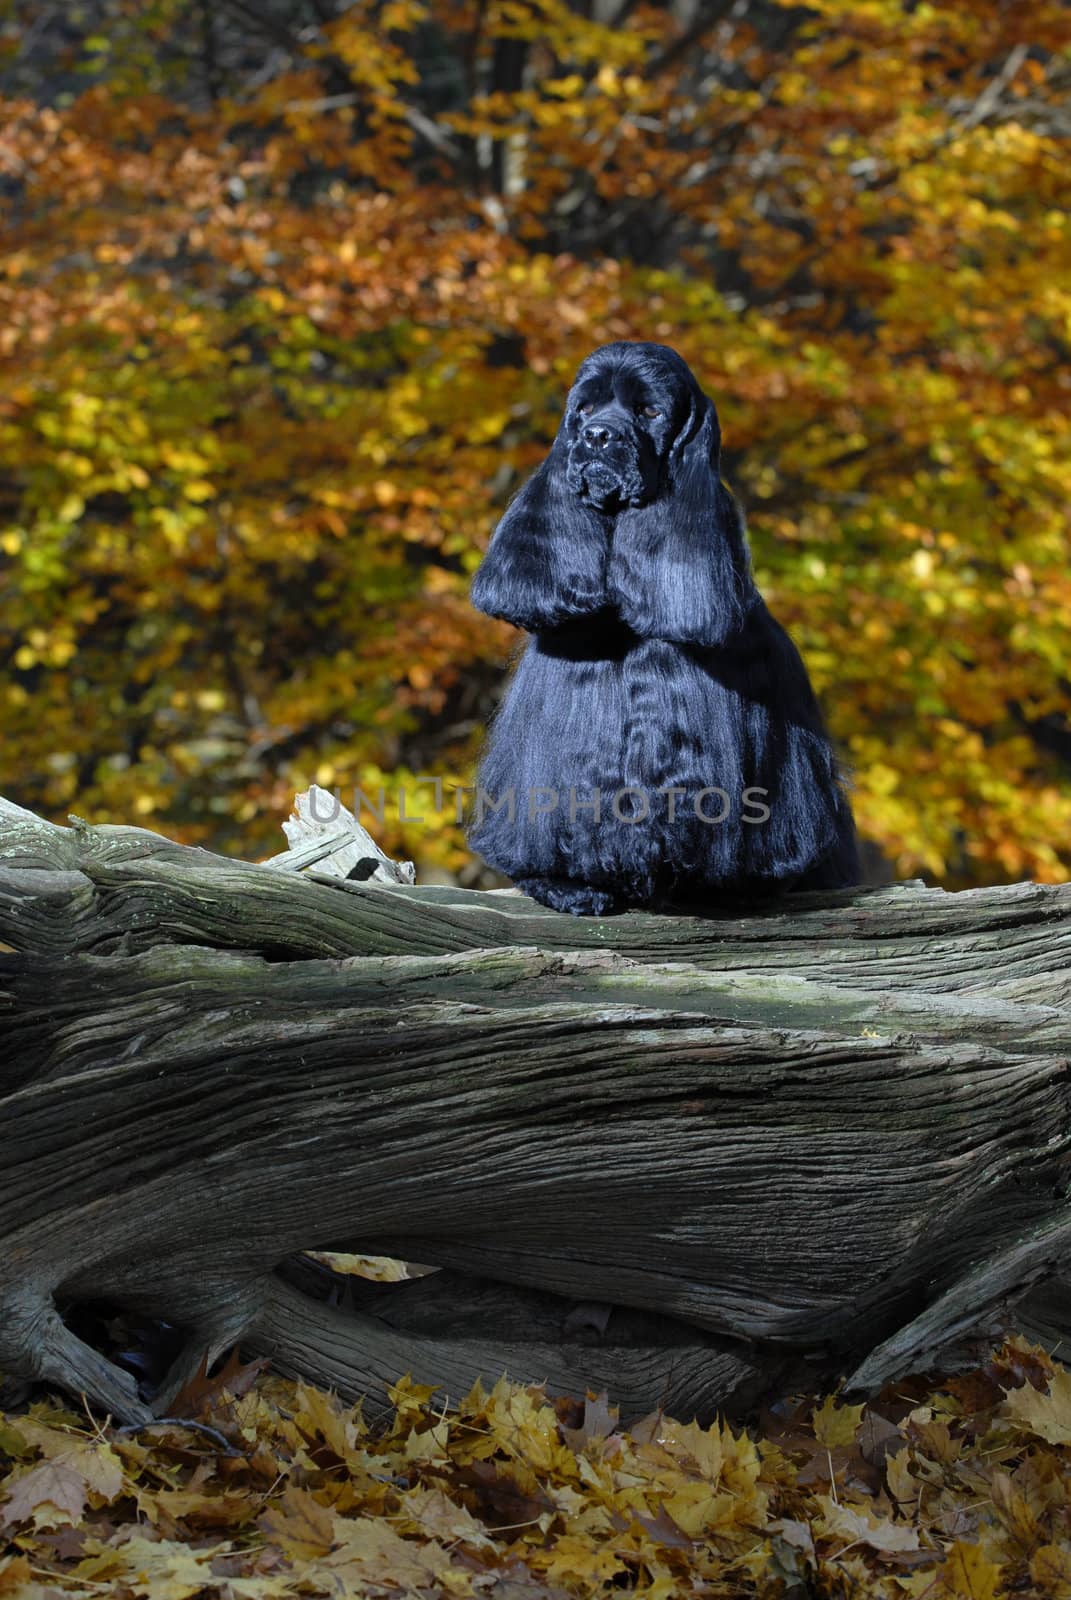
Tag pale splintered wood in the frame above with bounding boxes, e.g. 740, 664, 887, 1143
268, 783, 416, 884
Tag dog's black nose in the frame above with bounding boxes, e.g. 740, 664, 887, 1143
583, 423, 615, 449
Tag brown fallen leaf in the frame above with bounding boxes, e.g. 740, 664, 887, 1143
628, 1410, 665, 1447
456, 1461, 555, 1529
167, 1349, 269, 1420
325, 1515, 467, 1591
79, 1532, 294, 1599
765, 1396, 885, 1495
32, 1524, 88, 1565
772, 1516, 815, 1555
632, 1503, 696, 1550
816, 1495, 921, 1557
989, 1469, 1039, 1552
137, 1485, 258, 1533
886, 1445, 923, 1509
1030, 1542, 1071, 1600
258, 1484, 337, 1562
858, 1408, 902, 1469
9, 1419, 124, 1505
0, 1458, 87, 1529
462, 1556, 571, 1599
0, 1555, 32, 1595
404, 1485, 495, 1549
558, 1392, 619, 1452
987, 1336, 1056, 1396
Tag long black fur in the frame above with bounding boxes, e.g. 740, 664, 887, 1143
469, 341, 859, 916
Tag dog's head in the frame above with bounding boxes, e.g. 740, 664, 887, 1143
471, 339, 753, 643
563, 342, 720, 512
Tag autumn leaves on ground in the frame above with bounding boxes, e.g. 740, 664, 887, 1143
3, 1339, 1071, 1598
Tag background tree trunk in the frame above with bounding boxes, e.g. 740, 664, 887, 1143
1, 794, 1069, 1425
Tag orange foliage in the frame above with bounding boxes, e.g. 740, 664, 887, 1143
0, 0, 1069, 882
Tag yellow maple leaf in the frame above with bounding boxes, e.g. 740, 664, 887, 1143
137, 1486, 257, 1532
387, 1373, 442, 1419
1001, 1364, 1071, 1445
812, 1392, 866, 1448
404, 1417, 451, 1463
936, 1540, 1005, 1600
292, 1381, 359, 1459
258, 1485, 336, 1562
1030, 1543, 1071, 1599
543, 1531, 627, 1584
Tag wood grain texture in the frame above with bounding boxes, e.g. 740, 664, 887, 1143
1, 797, 1069, 1422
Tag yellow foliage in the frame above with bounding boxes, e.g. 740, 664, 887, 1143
3, 1337, 1071, 1594
0, 0, 1068, 882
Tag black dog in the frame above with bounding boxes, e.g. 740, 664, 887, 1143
468, 341, 859, 916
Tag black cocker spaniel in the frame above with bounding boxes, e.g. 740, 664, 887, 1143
468, 340, 860, 916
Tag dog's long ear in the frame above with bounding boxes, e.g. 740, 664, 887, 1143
608, 395, 758, 646
471, 434, 610, 633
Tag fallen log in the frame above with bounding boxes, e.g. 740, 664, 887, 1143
1, 793, 1069, 1425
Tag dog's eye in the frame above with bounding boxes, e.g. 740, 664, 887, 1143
578, 402, 595, 417
642, 405, 661, 419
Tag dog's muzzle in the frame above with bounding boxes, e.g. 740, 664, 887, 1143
567, 423, 649, 511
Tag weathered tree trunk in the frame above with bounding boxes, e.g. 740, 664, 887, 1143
1, 793, 1069, 1425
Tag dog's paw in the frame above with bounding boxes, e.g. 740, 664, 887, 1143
516, 877, 619, 917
